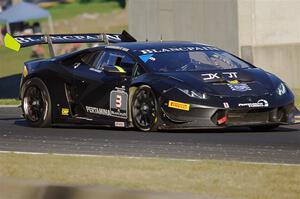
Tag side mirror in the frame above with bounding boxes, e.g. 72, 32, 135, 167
102, 65, 126, 74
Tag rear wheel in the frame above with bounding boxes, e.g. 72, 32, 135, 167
22, 78, 52, 127
131, 85, 160, 132
249, 124, 279, 132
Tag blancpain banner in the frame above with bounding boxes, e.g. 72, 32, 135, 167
13, 33, 122, 47
139, 46, 220, 54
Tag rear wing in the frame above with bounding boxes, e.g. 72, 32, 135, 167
2, 30, 136, 57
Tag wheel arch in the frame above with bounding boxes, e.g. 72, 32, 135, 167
21, 76, 53, 127
129, 83, 161, 131
20, 75, 50, 99
128, 83, 155, 124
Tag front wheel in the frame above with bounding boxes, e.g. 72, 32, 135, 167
131, 85, 160, 132
22, 78, 52, 127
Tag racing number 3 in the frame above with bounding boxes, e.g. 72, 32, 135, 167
110, 90, 128, 119
116, 95, 122, 108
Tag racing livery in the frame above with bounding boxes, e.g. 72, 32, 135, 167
4, 31, 298, 131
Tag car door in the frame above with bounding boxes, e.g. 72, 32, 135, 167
72, 49, 136, 122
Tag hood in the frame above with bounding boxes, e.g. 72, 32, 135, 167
155, 68, 275, 97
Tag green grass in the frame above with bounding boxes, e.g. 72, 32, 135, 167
0, 0, 125, 77
47, 0, 121, 21
0, 48, 31, 78
0, 153, 299, 199
0, 46, 51, 78
0, 99, 20, 105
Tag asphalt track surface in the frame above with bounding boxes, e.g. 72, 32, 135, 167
0, 107, 299, 164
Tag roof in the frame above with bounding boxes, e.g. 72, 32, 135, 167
113, 41, 206, 50
52, 41, 221, 61
0, 2, 50, 23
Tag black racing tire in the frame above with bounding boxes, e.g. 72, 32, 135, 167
249, 124, 280, 132
131, 85, 160, 132
21, 78, 52, 127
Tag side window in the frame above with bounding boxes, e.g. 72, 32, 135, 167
61, 53, 85, 68
132, 64, 146, 77
107, 53, 121, 66
119, 55, 136, 75
95, 50, 137, 75
61, 50, 103, 69
81, 51, 99, 66
93, 51, 110, 69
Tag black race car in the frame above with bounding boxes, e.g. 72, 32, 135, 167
4, 31, 298, 131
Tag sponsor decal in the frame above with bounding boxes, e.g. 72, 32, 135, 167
223, 72, 238, 78
86, 106, 110, 116
201, 73, 220, 80
115, 122, 125, 127
168, 100, 190, 111
115, 94, 122, 108
201, 72, 238, 80
139, 54, 154, 63
139, 46, 220, 54
227, 80, 239, 84
110, 87, 128, 119
86, 87, 128, 119
238, 99, 269, 108
228, 83, 251, 92
61, 108, 70, 116
223, 102, 230, 108
14, 34, 121, 45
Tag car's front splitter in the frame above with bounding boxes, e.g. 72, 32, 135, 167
159, 101, 297, 130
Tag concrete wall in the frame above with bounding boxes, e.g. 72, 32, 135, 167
238, 0, 300, 89
238, 0, 300, 47
128, 0, 300, 89
128, 0, 239, 54
129, 0, 300, 52
250, 44, 300, 89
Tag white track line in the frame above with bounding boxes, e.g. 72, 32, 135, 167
0, 150, 299, 167
0, 105, 20, 108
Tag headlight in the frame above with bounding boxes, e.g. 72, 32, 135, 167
276, 82, 287, 96
178, 88, 208, 99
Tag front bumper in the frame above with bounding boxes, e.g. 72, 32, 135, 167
159, 102, 297, 130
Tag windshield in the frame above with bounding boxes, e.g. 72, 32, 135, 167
138, 50, 252, 72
